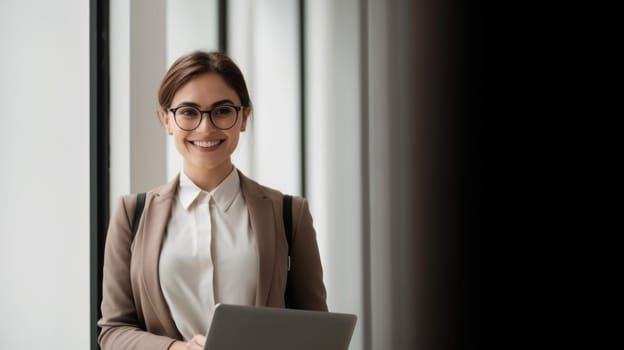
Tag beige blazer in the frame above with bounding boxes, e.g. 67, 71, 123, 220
98, 171, 327, 350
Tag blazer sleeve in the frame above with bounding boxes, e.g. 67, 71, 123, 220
97, 196, 177, 350
290, 197, 328, 311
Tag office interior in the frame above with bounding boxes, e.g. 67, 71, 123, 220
0, 0, 503, 349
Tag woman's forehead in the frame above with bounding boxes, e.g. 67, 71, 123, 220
172, 73, 240, 106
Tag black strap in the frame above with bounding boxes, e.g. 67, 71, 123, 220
283, 195, 294, 308
131, 192, 146, 241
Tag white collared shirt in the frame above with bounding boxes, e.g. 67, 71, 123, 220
159, 168, 258, 340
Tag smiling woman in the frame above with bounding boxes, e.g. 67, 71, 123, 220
97, 51, 328, 350
158, 53, 252, 194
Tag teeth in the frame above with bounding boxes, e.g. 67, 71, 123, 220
192, 140, 221, 148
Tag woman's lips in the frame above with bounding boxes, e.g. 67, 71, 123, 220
189, 139, 224, 151
191, 140, 222, 148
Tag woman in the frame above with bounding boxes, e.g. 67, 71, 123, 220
98, 51, 327, 350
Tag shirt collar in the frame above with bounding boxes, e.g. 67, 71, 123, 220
178, 168, 241, 212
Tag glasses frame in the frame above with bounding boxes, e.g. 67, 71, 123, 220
169, 104, 244, 131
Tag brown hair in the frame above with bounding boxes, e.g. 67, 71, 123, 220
158, 51, 252, 111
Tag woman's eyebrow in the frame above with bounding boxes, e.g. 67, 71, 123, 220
175, 101, 201, 108
174, 99, 236, 109
210, 99, 236, 107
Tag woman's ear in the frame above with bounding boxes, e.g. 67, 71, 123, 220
161, 109, 174, 135
240, 107, 252, 132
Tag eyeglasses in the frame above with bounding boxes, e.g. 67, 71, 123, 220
169, 104, 243, 131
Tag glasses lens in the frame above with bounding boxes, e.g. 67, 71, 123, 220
211, 105, 238, 129
174, 106, 201, 130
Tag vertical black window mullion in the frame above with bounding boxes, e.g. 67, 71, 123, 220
90, 0, 110, 349
299, 0, 307, 198
218, 0, 228, 53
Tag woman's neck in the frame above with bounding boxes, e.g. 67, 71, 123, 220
183, 161, 234, 192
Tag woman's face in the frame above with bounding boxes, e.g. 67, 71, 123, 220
162, 73, 250, 178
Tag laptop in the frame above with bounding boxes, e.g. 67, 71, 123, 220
204, 304, 357, 350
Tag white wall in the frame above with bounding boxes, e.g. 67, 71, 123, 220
228, 0, 301, 195
110, 0, 168, 204
0, 0, 90, 348
246, 0, 301, 195
305, 1, 364, 349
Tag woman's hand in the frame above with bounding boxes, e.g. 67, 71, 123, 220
168, 335, 206, 350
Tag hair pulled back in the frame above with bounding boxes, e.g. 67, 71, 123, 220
158, 51, 252, 111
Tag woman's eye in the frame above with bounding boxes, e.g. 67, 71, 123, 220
179, 108, 199, 117
213, 106, 233, 117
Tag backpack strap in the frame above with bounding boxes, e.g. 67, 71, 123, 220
283, 194, 294, 308
131, 192, 146, 241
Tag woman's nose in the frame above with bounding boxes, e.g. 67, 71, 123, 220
197, 113, 218, 131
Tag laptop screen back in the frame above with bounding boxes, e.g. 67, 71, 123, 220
204, 304, 357, 350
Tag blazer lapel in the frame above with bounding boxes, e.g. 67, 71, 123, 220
239, 171, 277, 306
139, 175, 182, 339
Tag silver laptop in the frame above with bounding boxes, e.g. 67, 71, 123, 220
204, 304, 357, 350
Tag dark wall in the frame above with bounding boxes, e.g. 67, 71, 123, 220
398, 0, 505, 349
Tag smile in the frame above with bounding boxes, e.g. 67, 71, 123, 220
191, 140, 224, 148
